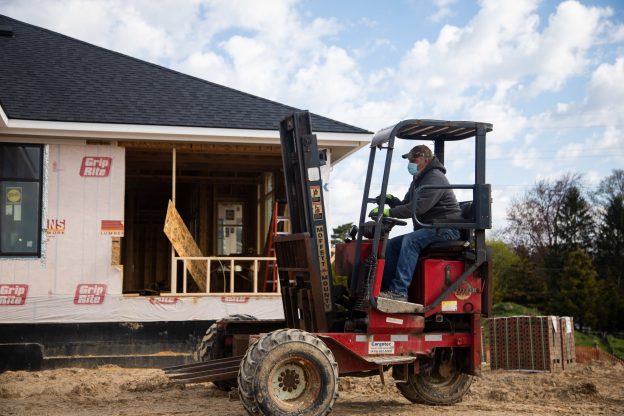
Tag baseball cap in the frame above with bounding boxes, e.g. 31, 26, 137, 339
402, 145, 433, 160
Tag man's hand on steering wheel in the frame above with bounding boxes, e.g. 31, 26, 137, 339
369, 207, 391, 218
374, 193, 401, 208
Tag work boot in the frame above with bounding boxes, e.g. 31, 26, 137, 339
378, 290, 408, 302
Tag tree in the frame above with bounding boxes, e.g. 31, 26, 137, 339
593, 170, 624, 331
595, 194, 624, 288
488, 240, 520, 303
550, 248, 599, 329
592, 169, 624, 207
596, 278, 624, 332
331, 222, 354, 246
505, 173, 580, 260
504, 247, 547, 308
554, 186, 594, 252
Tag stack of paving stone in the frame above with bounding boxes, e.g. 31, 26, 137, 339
489, 316, 572, 372
560, 316, 576, 369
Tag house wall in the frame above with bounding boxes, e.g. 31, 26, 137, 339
0, 142, 284, 323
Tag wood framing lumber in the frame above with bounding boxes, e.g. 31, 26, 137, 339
163, 200, 207, 292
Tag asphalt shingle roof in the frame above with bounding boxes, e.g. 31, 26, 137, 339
0, 15, 369, 134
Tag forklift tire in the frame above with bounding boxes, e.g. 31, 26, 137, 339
393, 350, 472, 405
238, 329, 339, 416
196, 314, 256, 391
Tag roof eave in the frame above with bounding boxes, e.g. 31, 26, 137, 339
0, 114, 371, 164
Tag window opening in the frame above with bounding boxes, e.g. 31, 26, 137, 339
0, 143, 44, 257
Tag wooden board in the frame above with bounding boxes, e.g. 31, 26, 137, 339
111, 237, 121, 266
163, 200, 207, 292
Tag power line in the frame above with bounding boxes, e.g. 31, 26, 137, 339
487, 153, 624, 161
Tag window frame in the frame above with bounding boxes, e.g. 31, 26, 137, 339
0, 142, 45, 257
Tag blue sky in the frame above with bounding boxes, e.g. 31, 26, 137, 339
2, 0, 623, 235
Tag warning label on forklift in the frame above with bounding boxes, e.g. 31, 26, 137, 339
310, 186, 321, 201
441, 300, 458, 312
312, 201, 324, 220
369, 341, 394, 354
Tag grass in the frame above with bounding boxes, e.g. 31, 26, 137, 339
491, 302, 541, 317
607, 335, 624, 359
574, 331, 610, 351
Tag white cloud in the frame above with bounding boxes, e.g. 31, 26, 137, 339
586, 58, 624, 116
429, 0, 458, 22
173, 51, 231, 85
396, 0, 616, 111
555, 125, 624, 165
3, 0, 201, 61
527, 0, 612, 94
3, 0, 622, 232
491, 188, 512, 231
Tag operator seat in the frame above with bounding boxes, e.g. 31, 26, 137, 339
420, 201, 473, 257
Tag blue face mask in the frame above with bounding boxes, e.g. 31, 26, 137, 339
408, 162, 419, 176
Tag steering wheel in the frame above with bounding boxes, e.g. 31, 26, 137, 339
381, 217, 407, 227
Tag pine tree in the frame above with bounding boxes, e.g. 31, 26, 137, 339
593, 170, 624, 331
595, 195, 624, 288
594, 195, 624, 331
551, 248, 599, 329
554, 186, 594, 252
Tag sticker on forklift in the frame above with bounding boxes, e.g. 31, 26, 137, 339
312, 201, 324, 219
310, 186, 321, 201
390, 335, 408, 342
385, 317, 403, 325
6, 187, 22, 204
425, 334, 443, 342
453, 281, 477, 300
314, 225, 332, 312
307, 167, 320, 181
368, 341, 394, 354
441, 300, 457, 312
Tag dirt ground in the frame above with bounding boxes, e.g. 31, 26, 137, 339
1, 361, 623, 416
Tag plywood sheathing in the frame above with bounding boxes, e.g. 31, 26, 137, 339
111, 237, 121, 266
163, 200, 207, 292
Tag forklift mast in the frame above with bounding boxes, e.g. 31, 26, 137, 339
275, 111, 334, 332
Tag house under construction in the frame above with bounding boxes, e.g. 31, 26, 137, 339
0, 14, 371, 370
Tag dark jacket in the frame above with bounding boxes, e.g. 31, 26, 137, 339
389, 157, 461, 229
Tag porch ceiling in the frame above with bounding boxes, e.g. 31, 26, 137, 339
125, 144, 283, 185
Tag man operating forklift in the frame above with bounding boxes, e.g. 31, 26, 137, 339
372, 144, 462, 302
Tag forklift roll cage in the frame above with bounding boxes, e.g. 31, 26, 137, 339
352, 119, 493, 308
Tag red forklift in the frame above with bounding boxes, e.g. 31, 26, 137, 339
165, 112, 493, 416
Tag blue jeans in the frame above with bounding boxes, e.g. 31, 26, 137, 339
382, 228, 461, 296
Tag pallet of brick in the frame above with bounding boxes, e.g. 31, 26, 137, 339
489, 316, 562, 372
560, 316, 576, 369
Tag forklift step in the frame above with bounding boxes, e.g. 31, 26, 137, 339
376, 297, 424, 314
362, 355, 416, 365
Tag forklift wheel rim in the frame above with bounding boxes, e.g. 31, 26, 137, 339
268, 357, 321, 407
